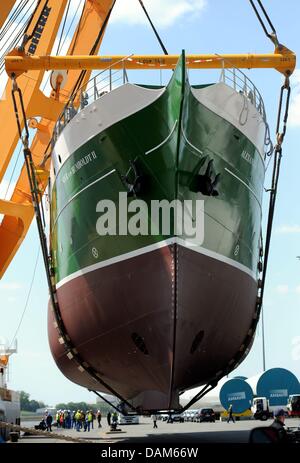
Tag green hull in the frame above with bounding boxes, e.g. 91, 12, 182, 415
50, 54, 264, 284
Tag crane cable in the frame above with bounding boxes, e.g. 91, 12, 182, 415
69, 0, 117, 101
9, 247, 41, 349
0, 0, 37, 74
1, 0, 82, 201
248, 1, 292, 328
249, 0, 279, 47
20, 0, 49, 50
0, 1, 35, 54
9, 77, 139, 412
0, 0, 29, 41
55, 0, 72, 55
137, 0, 169, 55
202, 0, 294, 380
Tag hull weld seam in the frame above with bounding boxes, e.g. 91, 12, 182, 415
145, 120, 178, 155
224, 167, 261, 206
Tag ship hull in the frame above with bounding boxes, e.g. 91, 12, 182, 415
49, 242, 257, 410
48, 54, 265, 410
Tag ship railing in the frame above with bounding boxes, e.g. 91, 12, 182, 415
218, 57, 266, 122
52, 55, 132, 145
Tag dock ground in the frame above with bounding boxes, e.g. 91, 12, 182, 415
17, 417, 300, 444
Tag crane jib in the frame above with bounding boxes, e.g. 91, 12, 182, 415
28, 5, 52, 56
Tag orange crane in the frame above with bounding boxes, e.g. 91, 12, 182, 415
0, 0, 116, 278
0, 1, 18, 29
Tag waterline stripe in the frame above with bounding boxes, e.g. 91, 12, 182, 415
145, 120, 178, 155
224, 167, 261, 207
56, 239, 175, 289
56, 238, 257, 289
53, 169, 116, 228
176, 237, 256, 279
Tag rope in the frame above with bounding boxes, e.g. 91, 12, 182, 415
9, 248, 40, 349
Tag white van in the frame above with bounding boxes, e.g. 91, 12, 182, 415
118, 413, 139, 424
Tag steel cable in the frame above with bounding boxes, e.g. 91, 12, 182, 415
0, 0, 29, 41
9, 247, 40, 348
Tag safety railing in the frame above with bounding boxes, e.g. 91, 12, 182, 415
219, 59, 266, 122
51, 53, 267, 147
52, 55, 132, 145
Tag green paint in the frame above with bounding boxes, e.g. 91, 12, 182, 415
50, 53, 265, 284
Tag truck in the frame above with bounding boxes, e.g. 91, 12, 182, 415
251, 397, 272, 420
287, 394, 300, 417
251, 397, 288, 421
0, 389, 21, 441
0, 341, 21, 441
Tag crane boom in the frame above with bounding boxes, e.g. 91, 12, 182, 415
0, 0, 116, 278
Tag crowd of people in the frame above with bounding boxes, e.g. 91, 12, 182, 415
38, 409, 126, 433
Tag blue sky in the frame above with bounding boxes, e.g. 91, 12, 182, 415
0, 0, 299, 406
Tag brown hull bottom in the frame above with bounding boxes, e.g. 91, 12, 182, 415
48, 244, 257, 411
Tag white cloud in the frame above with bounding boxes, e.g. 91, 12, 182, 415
111, 0, 206, 28
18, 350, 46, 360
296, 286, 300, 294
276, 224, 300, 234
0, 282, 22, 291
289, 69, 300, 127
275, 284, 289, 294
291, 336, 300, 361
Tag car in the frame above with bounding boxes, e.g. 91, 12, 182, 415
197, 408, 215, 423
167, 413, 184, 423
185, 409, 198, 421
118, 413, 139, 424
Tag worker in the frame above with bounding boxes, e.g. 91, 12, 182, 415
96, 410, 102, 428
227, 404, 235, 423
107, 411, 111, 427
46, 412, 53, 432
151, 414, 158, 429
270, 409, 288, 442
111, 411, 118, 430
